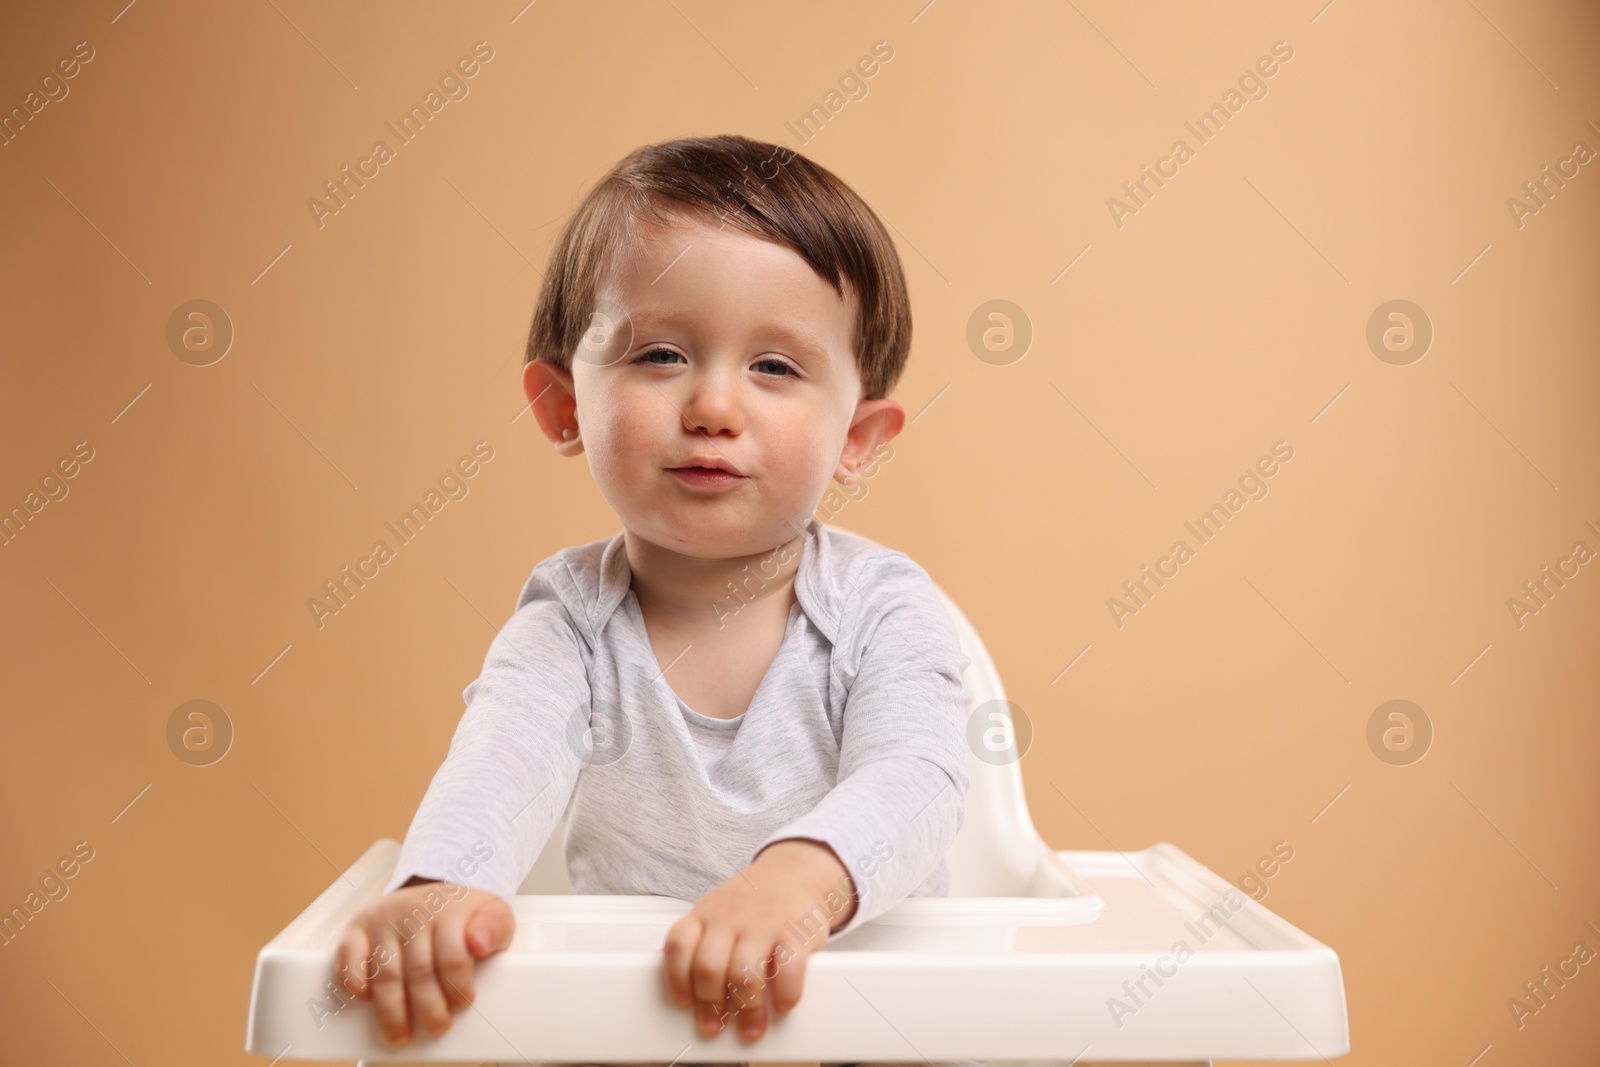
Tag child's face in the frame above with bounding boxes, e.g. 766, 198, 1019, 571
528, 209, 903, 558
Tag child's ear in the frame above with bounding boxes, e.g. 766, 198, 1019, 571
834, 398, 904, 485
523, 360, 583, 456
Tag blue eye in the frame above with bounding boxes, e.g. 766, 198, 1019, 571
755, 358, 795, 377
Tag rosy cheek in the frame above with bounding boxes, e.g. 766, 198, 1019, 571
592, 413, 659, 483
612, 421, 657, 464
606, 389, 662, 441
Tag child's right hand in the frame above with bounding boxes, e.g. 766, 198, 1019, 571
333, 877, 515, 1048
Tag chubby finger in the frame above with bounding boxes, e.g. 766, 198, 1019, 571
661, 914, 704, 1010
335, 922, 373, 1000
368, 923, 412, 1047
427, 906, 479, 1012
399, 918, 455, 1038
465, 895, 515, 959
727, 934, 775, 1038
689, 921, 736, 1009
768, 936, 811, 1016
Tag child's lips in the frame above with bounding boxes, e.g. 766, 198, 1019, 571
669, 466, 746, 489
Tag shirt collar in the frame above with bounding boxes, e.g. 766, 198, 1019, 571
582, 517, 836, 643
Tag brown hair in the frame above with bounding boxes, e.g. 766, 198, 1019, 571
525, 134, 912, 401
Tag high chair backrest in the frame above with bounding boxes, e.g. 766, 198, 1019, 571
518, 523, 1051, 899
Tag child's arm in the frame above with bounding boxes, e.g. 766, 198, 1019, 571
662, 550, 972, 1042
758, 549, 973, 935
382, 559, 591, 899
336, 560, 591, 1048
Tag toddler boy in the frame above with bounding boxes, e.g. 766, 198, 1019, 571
337, 134, 980, 1067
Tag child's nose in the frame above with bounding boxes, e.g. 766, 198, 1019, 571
680, 374, 745, 436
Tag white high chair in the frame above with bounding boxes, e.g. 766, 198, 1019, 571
247, 527, 1350, 1066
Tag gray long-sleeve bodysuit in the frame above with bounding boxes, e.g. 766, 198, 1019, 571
383, 518, 984, 1067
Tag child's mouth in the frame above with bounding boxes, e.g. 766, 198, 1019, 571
669, 466, 746, 489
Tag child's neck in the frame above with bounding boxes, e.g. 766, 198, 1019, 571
625, 523, 806, 628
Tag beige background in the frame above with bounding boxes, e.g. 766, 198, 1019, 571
1, 1, 1596, 1064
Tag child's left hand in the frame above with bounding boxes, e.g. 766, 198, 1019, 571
661, 839, 857, 1042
